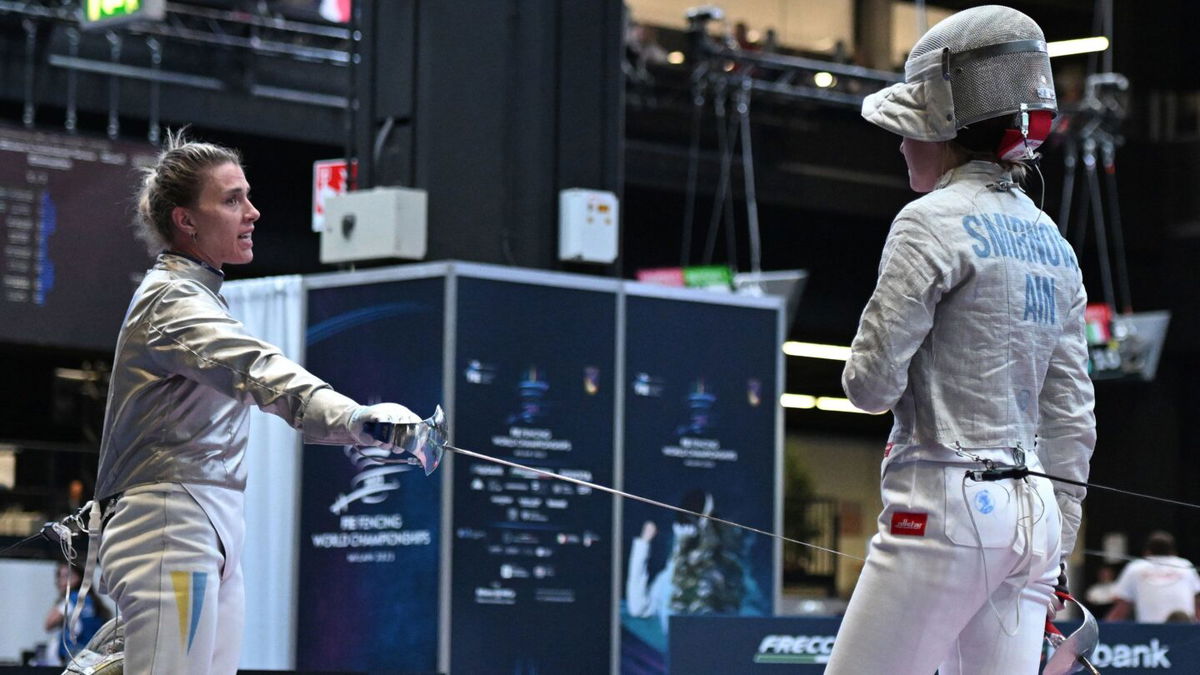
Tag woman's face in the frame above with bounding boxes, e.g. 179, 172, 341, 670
179, 162, 259, 269
899, 137, 946, 193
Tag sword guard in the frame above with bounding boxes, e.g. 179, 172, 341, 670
1043, 593, 1101, 675
360, 406, 447, 476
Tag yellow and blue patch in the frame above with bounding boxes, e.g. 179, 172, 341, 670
170, 571, 208, 652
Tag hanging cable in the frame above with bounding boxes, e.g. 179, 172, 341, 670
681, 66, 708, 267
702, 79, 735, 265
1057, 137, 1077, 237
722, 104, 740, 273
1070, 137, 1094, 253
737, 75, 763, 276
1100, 139, 1133, 313
1085, 0, 1105, 78
1085, 138, 1118, 311
1101, 0, 1114, 74
22, 19, 36, 128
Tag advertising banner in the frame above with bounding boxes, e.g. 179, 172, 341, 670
621, 292, 779, 675
296, 278, 445, 671
671, 616, 838, 672
670, 616, 1200, 673
449, 276, 618, 674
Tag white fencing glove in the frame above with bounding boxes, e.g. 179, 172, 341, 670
350, 402, 421, 450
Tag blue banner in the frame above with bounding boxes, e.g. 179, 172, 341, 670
449, 277, 618, 674
670, 616, 1200, 673
1053, 621, 1200, 672
296, 278, 445, 671
621, 294, 778, 675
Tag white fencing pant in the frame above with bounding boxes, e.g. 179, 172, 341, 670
826, 452, 1061, 675
99, 484, 244, 675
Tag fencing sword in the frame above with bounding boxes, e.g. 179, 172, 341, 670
368, 407, 1200, 672
360, 406, 863, 562
370, 408, 1200, 538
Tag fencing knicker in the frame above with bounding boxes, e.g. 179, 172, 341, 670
826, 449, 1061, 674
99, 484, 244, 675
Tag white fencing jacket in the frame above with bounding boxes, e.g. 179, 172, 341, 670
843, 160, 1097, 556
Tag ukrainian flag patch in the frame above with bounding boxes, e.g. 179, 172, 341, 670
170, 570, 208, 652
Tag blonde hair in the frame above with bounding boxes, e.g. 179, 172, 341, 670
947, 116, 1033, 181
134, 128, 242, 255
947, 143, 1032, 182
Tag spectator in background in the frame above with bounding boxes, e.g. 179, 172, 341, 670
1084, 564, 1119, 617
43, 561, 111, 664
762, 28, 779, 53
1165, 610, 1195, 624
1106, 531, 1200, 623
733, 21, 758, 51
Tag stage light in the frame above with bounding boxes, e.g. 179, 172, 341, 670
780, 394, 816, 409
781, 393, 876, 414
782, 341, 850, 361
814, 397, 872, 414
1047, 37, 1109, 58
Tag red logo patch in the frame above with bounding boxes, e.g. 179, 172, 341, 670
890, 511, 927, 536
883, 443, 894, 458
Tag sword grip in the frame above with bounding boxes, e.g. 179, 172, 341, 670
361, 420, 395, 445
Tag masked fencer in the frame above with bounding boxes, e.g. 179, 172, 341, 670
625, 491, 747, 635
93, 130, 419, 674
825, 6, 1096, 673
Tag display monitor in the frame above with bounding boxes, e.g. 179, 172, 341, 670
0, 125, 159, 351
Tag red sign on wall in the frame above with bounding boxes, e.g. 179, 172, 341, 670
312, 158, 356, 232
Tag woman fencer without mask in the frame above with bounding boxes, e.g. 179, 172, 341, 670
172, 163, 259, 269
135, 130, 259, 269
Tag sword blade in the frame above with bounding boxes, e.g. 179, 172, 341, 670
445, 444, 863, 562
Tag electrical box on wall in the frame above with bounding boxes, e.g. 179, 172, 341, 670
558, 188, 619, 264
320, 187, 428, 264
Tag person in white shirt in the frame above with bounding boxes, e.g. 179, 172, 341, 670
1083, 564, 1118, 617
1106, 531, 1200, 623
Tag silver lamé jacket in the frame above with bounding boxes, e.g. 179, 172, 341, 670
96, 253, 361, 500
842, 160, 1097, 555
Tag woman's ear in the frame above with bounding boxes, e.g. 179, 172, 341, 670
171, 206, 194, 236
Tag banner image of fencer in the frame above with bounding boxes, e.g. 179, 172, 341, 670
296, 278, 445, 671
621, 294, 778, 675
450, 277, 617, 674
